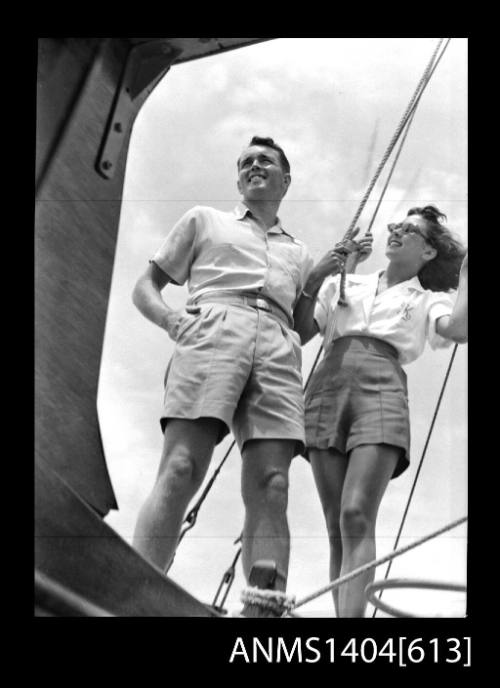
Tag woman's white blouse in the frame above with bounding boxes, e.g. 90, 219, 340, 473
314, 270, 455, 365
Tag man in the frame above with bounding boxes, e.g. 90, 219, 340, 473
131, 136, 347, 605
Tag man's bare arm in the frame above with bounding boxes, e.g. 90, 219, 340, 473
132, 262, 183, 341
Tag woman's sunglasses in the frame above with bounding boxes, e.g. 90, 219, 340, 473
387, 222, 432, 244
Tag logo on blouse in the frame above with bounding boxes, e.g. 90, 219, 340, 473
400, 303, 414, 321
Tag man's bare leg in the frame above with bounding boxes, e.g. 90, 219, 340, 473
133, 417, 222, 571
240, 439, 295, 591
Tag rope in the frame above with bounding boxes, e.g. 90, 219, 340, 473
338, 37, 449, 305
307, 77, 424, 375
343, 37, 447, 239
365, 38, 451, 236
301, 49, 436, 395
365, 109, 417, 236
372, 343, 459, 616
291, 515, 467, 610
241, 587, 296, 616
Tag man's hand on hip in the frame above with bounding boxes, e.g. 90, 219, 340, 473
161, 309, 184, 341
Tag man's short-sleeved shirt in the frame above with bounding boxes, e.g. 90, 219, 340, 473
314, 270, 455, 365
152, 203, 314, 320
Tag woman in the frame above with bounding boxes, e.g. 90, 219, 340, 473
294, 205, 467, 617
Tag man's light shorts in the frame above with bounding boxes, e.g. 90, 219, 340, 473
161, 302, 305, 452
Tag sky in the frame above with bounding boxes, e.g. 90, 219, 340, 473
97, 37, 467, 617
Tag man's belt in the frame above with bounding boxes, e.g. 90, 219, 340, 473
194, 291, 292, 327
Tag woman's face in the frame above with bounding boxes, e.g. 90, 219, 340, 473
385, 214, 436, 267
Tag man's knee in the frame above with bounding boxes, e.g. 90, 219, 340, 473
262, 469, 289, 497
157, 418, 221, 493
244, 469, 289, 511
153, 456, 199, 503
166, 455, 197, 485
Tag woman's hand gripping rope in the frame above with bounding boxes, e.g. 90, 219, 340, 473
337, 227, 374, 305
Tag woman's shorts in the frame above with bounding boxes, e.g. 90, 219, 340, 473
304, 336, 410, 479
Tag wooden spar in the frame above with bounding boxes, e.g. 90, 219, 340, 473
35, 457, 221, 617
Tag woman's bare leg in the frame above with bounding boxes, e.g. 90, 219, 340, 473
310, 448, 348, 615
337, 443, 400, 617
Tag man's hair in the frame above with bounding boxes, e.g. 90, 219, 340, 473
408, 205, 466, 292
238, 136, 291, 174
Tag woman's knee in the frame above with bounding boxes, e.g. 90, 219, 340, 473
340, 504, 374, 539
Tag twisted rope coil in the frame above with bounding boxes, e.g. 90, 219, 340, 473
241, 586, 296, 616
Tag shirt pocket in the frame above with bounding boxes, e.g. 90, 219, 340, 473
270, 243, 302, 284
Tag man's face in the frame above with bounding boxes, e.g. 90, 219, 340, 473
237, 145, 291, 201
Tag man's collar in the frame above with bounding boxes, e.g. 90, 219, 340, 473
234, 202, 286, 235
234, 202, 251, 221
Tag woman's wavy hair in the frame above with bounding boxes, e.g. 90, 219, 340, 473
408, 205, 466, 292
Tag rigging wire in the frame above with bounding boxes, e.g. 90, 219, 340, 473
212, 537, 243, 612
